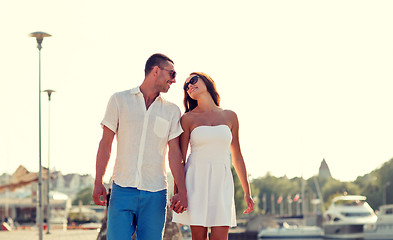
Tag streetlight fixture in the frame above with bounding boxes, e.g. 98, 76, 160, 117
43, 89, 55, 234
29, 31, 51, 240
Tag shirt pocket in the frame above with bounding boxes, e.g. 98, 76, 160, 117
154, 116, 170, 138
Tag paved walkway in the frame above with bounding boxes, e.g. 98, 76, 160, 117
0, 229, 99, 240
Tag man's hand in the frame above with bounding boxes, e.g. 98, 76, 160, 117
170, 193, 188, 214
92, 182, 107, 206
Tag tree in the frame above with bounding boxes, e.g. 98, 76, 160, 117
251, 173, 302, 215
73, 186, 94, 205
232, 166, 247, 215
355, 158, 393, 209
321, 178, 360, 210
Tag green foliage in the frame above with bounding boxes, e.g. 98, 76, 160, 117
354, 157, 393, 210
320, 179, 360, 210
354, 173, 380, 209
72, 186, 94, 205
321, 178, 360, 207
251, 173, 303, 214
248, 157, 393, 214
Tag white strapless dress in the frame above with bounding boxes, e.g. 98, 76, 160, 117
172, 125, 236, 227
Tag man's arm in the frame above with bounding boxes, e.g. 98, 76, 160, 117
168, 136, 188, 212
92, 126, 115, 206
173, 116, 190, 195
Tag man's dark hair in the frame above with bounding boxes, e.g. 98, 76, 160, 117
144, 53, 174, 76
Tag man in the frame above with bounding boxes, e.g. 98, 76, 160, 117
93, 53, 187, 240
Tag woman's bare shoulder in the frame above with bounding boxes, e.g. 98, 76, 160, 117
180, 112, 195, 129
181, 111, 194, 122
222, 109, 238, 120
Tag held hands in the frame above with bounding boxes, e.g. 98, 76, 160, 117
170, 193, 188, 214
243, 194, 254, 214
92, 182, 107, 206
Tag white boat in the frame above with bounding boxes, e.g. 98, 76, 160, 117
258, 221, 324, 239
323, 195, 377, 239
364, 204, 393, 239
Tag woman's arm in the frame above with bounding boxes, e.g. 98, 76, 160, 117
228, 110, 254, 214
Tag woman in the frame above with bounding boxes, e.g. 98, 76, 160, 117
171, 72, 254, 240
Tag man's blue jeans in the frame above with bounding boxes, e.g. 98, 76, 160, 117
107, 182, 167, 240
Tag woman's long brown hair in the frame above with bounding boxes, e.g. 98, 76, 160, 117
183, 72, 220, 113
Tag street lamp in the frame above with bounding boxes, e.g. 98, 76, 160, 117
43, 89, 55, 234
383, 181, 391, 205
29, 31, 51, 240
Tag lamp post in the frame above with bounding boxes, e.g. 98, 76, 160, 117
29, 31, 51, 240
43, 89, 55, 234
383, 181, 391, 205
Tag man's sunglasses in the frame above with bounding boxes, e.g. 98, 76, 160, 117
184, 75, 199, 91
160, 67, 176, 79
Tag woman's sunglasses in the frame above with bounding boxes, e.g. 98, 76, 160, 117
160, 67, 177, 79
184, 75, 199, 91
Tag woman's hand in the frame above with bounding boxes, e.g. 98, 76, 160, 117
170, 193, 187, 214
243, 194, 254, 214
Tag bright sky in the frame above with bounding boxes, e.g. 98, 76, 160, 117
1, 1, 392, 183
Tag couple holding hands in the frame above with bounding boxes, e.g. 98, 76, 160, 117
93, 53, 254, 240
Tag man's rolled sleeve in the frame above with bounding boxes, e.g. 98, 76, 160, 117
101, 94, 119, 133
168, 106, 183, 140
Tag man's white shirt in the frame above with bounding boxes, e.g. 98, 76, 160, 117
101, 87, 183, 192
